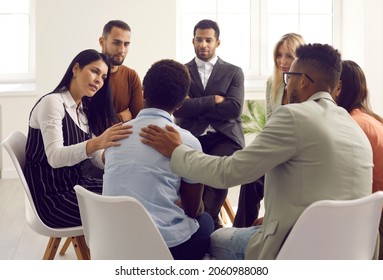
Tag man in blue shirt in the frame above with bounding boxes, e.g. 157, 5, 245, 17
103, 59, 214, 260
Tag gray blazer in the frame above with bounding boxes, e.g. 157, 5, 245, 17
174, 57, 245, 148
170, 92, 373, 259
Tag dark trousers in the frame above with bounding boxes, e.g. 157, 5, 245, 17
198, 132, 243, 230
233, 176, 265, 227
169, 212, 214, 260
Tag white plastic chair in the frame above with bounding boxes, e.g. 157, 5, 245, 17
276, 191, 383, 260
74, 184, 174, 260
1, 131, 89, 260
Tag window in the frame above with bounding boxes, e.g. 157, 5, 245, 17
177, 0, 340, 96
0, 0, 35, 90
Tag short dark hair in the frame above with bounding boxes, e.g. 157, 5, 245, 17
193, 19, 220, 39
102, 20, 131, 37
143, 59, 191, 112
295, 43, 342, 90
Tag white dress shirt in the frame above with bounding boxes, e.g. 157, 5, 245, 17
29, 91, 104, 169
195, 56, 218, 89
195, 56, 218, 135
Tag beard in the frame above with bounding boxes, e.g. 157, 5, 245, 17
109, 55, 124, 66
288, 89, 300, 104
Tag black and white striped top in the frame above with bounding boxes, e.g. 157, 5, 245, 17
24, 104, 102, 228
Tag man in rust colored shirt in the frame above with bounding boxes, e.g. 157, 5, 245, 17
99, 20, 144, 122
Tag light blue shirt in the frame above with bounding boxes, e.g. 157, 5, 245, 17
103, 108, 202, 247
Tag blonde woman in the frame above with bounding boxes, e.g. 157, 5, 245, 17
266, 33, 305, 121
233, 33, 305, 228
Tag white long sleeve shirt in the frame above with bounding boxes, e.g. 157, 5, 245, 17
29, 91, 104, 169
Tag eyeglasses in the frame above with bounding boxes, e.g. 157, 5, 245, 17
283, 72, 315, 85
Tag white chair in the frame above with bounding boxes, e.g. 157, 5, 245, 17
1, 131, 89, 260
276, 191, 383, 260
74, 184, 173, 260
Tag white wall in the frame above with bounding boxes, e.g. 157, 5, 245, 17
341, 0, 383, 115
1, 0, 383, 177
364, 0, 383, 114
0, 0, 177, 177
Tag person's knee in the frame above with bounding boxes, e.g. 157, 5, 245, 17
210, 227, 234, 247
210, 228, 241, 259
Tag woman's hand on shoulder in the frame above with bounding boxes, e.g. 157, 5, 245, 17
86, 122, 132, 155
98, 122, 132, 148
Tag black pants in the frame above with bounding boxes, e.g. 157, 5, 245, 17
169, 212, 214, 259
198, 132, 242, 230
233, 176, 265, 227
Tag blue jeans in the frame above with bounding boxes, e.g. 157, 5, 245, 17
210, 226, 261, 260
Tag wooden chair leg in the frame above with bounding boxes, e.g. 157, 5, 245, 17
222, 198, 236, 224
71, 235, 90, 260
219, 208, 229, 225
59, 237, 72, 256
43, 237, 62, 260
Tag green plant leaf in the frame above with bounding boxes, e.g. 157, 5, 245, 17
241, 100, 266, 135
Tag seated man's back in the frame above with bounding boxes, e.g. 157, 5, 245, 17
103, 109, 201, 246
103, 59, 214, 260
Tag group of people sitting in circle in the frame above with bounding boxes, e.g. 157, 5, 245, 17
23, 19, 383, 260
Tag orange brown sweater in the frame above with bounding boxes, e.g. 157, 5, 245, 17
109, 65, 144, 120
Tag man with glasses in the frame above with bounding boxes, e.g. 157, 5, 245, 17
283, 71, 315, 86
139, 43, 373, 259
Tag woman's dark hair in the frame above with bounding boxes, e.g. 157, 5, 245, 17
51, 49, 118, 136
337, 60, 383, 123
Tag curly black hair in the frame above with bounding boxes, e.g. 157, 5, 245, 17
143, 59, 191, 112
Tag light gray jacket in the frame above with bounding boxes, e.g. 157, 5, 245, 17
170, 92, 373, 259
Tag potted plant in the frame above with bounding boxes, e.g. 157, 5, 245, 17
241, 100, 266, 136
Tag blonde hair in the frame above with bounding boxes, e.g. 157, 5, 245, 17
270, 33, 305, 102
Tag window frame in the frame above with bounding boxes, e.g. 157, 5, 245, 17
0, 0, 36, 92
176, 0, 342, 98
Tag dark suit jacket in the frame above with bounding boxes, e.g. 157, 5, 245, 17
174, 57, 245, 148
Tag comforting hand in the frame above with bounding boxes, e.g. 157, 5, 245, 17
140, 124, 182, 158
86, 122, 132, 155
98, 122, 133, 148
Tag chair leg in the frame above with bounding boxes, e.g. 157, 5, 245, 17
43, 237, 62, 260
219, 208, 229, 225
71, 235, 90, 260
222, 198, 236, 224
59, 237, 72, 256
